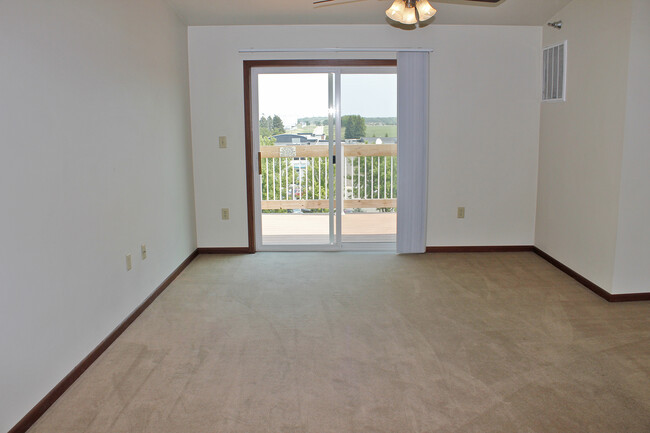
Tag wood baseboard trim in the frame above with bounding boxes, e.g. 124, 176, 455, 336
533, 247, 650, 303
8, 249, 200, 433
426, 245, 535, 253
609, 292, 650, 302
197, 247, 253, 254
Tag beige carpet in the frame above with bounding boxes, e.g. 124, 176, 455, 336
28, 252, 650, 433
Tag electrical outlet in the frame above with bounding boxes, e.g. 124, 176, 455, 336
141, 244, 147, 260
457, 207, 465, 219
221, 208, 230, 220
126, 254, 132, 271
219, 136, 227, 148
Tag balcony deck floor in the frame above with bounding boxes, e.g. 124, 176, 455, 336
262, 213, 396, 245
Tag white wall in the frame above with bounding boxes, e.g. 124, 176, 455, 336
613, 0, 650, 294
188, 25, 541, 248
535, 0, 633, 292
0, 1, 196, 430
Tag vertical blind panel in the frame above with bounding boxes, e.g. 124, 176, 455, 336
396, 51, 430, 254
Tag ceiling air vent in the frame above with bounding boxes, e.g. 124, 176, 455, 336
543, 41, 567, 102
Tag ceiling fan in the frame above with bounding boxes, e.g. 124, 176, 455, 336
313, 0, 500, 25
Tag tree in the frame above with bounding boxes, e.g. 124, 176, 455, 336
260, 115, 286, 137
260, 135, 276, 147
260, 116, 273, 137
259, 116, 273, 138
272, 115, 285, 134
342, 115, 366, 140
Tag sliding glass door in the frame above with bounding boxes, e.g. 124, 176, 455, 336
252, 66, 397, 251
340, 72, 397, 244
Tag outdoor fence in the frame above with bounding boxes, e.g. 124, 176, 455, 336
260, 144, 397, 211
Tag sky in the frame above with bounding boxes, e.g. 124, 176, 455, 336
258, 73, 397, 127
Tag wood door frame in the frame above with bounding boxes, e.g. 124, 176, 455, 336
243, 59, 397, 252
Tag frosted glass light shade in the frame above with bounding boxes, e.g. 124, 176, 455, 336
385, 0, 405, 21
416, 0, 437, 21
400, 5, 417, 24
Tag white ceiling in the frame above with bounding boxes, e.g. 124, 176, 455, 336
166, 0, 571, 27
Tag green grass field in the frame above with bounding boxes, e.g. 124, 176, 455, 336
289, 124, 397, 139
365, 125, 397, 138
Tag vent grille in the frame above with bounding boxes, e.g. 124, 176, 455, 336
543, 41, 566, 102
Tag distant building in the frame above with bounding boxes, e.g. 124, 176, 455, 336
273, 134, 309, 145
274, 133, 327, 145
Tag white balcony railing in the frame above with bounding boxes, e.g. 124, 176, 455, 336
260, 144, 397, 211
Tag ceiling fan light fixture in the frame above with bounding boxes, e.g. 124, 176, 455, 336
416, 0, 437, 21
385, 0, 406, 21
400, 4, 418, 24
400, 6, 418, 24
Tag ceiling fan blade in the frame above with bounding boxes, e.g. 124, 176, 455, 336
314, 0, 500, 5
